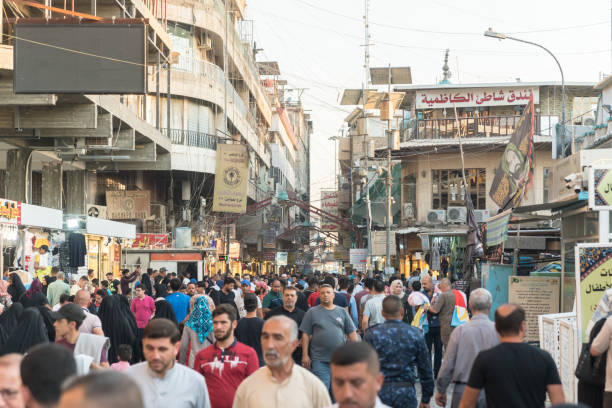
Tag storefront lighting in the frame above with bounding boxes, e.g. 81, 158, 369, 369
66, 218, 80, 229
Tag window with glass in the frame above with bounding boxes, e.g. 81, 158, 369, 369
432, 169, 486, 209
543, 167, 550, 203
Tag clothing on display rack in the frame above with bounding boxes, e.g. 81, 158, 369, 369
68, 233, 87, 268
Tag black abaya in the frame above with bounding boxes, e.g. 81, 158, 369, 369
7, 274, 25, 303
98, 295, 138, 364
0, 303, 24, 335
1, 307, 49, 355
153, 299, 177, 325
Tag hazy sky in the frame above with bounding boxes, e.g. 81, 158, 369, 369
245, 0, 611, 206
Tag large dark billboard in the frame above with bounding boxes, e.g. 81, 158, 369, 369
14, 23, 146, 94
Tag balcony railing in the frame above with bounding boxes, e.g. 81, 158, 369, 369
402, 115, 539, 141
162, 128, 217, 150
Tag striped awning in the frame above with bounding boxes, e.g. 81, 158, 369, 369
486, 210, 512, 246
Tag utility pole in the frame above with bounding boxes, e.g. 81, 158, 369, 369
363, 0, 372, 277
385, 63, 392, 274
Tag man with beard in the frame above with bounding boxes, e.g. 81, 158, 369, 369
126, 318, 211, 408
265, 286, 305, 364
194, 304, 258, 408
233, 316, 330, 408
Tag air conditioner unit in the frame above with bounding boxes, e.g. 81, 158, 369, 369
473, 209, 490, 224
447, 206, 467, 223
198, 33, 213, 50
402, 203, 414, 220
426, 209, 446, 224
87, 204, 107, 219
581, 113, 596, 127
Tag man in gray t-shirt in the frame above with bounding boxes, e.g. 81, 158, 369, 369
300, 284, 358, 391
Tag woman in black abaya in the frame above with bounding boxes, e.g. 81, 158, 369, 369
153, 298, 177, 325
1, 307, 48, 355
18, 279, 49, 309
0, 302, 23, 335
7, 273, 25, 303
98, 294, 138, 364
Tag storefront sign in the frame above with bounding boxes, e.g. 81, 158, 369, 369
576, 244, 612, 343
263, 226, 276, 249
349, 248, 368, 272
212, 144, 249, 214
320, 190, 339, 232
229, 242, 241, 259
0, 199, 21, 225
508, 276, 559, 342
416, 86, 539, 109
589, 166, 612, 210
132, 233, 168, 249
263, 251, 276, 262
106, 190, 150, 220
276, 251, 288, 265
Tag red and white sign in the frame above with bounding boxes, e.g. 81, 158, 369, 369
131, 233, 168, 249
416, 87, 539, 109
0, 199, 21, 225
320, 190, 339, 232
349, 248, 368, 272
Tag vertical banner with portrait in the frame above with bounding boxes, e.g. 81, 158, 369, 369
212, 144, 249, 214
575, 244, 612, 343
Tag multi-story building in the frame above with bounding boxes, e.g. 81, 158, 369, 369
337, 79, 598, 275
0, 0, 311, 276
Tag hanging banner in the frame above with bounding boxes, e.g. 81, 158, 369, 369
486, 210, 511, 246
576, 244, 612, 343
589, 166, 612, 210
212, 144, 249, 213
320, 190, 339, 232
0, 199, 21, 225
276, 251, 288, 266
106, 190, 150, 220
349, 248, 368, 272
229, 242, 241, 259
489, 96, 535, 210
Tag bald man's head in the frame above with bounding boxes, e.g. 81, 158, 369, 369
494, 304, 526, 337
421, 275, 433, 291
75, 289, 91, 307
439, 278, 451, 291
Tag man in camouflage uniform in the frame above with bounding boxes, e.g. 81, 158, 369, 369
364, 295, 434, 408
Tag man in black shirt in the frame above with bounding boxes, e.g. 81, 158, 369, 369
460, 304, 565, 408
266, 286, 305, 365
210, 277, 239, 316
235, 293, 264, 366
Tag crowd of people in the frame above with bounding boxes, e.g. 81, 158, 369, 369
0, 265, 582, 408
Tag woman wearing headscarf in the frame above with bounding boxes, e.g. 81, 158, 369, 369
390, 279, 413, 324
18, 279, 49, 308
0, 280, 12, 310
1, 307, 48, 355
179, 295, 214, 368
153, 298, 177, 325
38, 305, 56, 342
7, 273, 25, 303
141, 271, 153, 297
153, 275, 168, 298
98, 295, 138, 364
0, 302, 23, 335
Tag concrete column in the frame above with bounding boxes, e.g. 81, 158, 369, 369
0, 170, 6, 198
65, 170, 87, 214
6, 149, 30, 202
41, 162, 62, 209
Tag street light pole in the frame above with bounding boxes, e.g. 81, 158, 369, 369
385, 63, 392, 275
484, 29, 566, 157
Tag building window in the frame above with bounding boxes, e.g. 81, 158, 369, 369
543, 167, 550, 203
432, 169, 486, 209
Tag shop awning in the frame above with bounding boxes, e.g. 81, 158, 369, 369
86, 217, 136, 239
486, 210, 512, 246
21, 204, 62, 230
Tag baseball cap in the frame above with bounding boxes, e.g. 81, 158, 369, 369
49, 303, 86, 324
159, 267, 167, 272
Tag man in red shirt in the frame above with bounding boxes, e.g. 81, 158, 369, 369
194, 304, 258, 408
130, 284, 155, 361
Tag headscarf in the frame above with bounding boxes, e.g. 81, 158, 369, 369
0, 280, 9, 298
153, 299, 177, 325
98, 295, 138, 364
185, 296, 213, 343
141, 273, 153, 297
1, 307, 49, 355
390, 280, 405, 298
154, 276, 168, 298
38, 306, 56, 342
7, 273, 25, 302
0, 302, 23, 334
25, 279, 42, 299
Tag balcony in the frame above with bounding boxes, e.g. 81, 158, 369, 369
403, 115, 534, 141
162, 128, 217, 150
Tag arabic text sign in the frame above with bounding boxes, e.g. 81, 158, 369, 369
276, 251, 288, 266
508, 276, 559, 342
0, 199, 21, 225
212, 144, 249, 214
320, 190, 339, 232
349, 248, 368, 272
416, 87, 539, 109
589, 166, 612, 210
131, 233, 168, 248
576, 244, 612, 342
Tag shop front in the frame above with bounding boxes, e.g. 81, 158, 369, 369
85, 217, 136, 280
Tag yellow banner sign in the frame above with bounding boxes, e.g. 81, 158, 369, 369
212, 144, 249, 213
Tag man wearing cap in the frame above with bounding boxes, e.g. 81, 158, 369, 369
52, 303, 110, 370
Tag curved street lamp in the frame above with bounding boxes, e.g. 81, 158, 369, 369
484, 29, 567, 157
